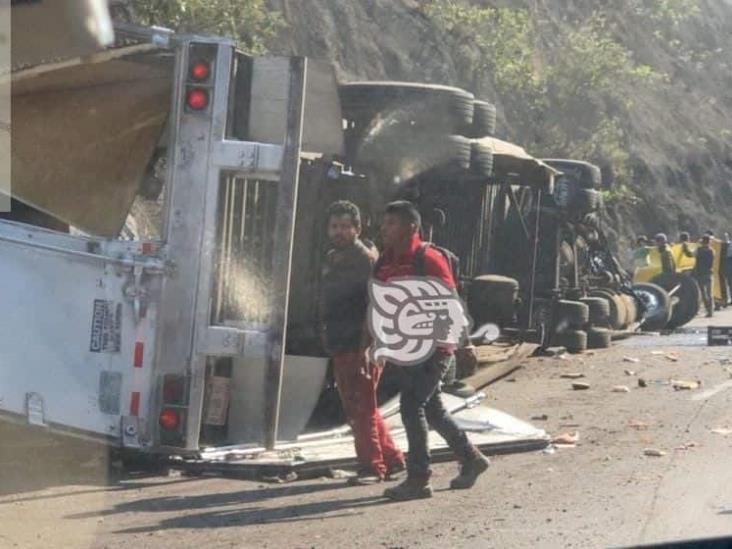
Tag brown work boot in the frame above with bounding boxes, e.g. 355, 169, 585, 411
383, 475, 432, 501
450, 454, 491, 490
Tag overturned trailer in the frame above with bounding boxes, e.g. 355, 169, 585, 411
1, 24, 548, 470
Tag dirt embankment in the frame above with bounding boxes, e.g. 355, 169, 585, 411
268, 0, 732, 249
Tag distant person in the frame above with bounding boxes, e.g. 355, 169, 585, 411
631, 235, 650, 271
693, 235, 715, 318
318, 200, 404, 485
721, 232, 732, 307
679, 231, 695, 259
655, 233, 675, 274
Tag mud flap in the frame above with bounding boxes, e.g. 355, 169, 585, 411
173, 393, 549, 478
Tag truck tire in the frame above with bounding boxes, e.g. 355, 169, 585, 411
467, 100, 497, 137
469, 140, 494, 177
588, 289, 626, 331
587, 327, 612, 349
619, 293, 638, 326
572, 189, 602, 213
543, 159, 601, 189
552, 329, 588, 353
579, 297, 610, 326
556, 300, 589, 329
339, 81, 475, 133
633, 282, 672, 331
650, 272, 700, 329
468, 275, 519, 327
357, 131, 471, 179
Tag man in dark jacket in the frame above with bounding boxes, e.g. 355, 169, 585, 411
374, 201, 489, 501
319, 201, 404, 485
694, 235, 715, 318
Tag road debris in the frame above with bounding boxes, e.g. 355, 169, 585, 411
671, 379, 701, 391
643, 448, 667, 457
665, 353, 680, 362
552, 432, 580, 446
560, 373, 585, 379
611, 385, 630, 393
651, 351, 665, 356
638, 378, 648, 388
571, 382, 590, 390
623, 356, 640, 363
674, 442, 698, 451
711, 427, 732, 436
628, 420, 650, 430
624, 369, 636, 376
531, 414, 549, 421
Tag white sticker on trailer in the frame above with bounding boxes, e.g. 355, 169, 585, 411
89, 299, 122, 353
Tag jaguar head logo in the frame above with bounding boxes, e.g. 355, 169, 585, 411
368, 277, 472, 366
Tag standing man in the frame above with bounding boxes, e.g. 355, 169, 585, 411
655, 233, 676, 274
720, 232, 732, 307
693, 234, 715, 318
374, 200, 490, 501
678, 232, 695, 260
630, 235, 650, 273
319, 200, 405, 485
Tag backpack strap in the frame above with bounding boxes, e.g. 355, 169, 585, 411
414, 242, 429, 276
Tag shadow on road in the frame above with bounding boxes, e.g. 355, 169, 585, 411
112, 492, 387, 532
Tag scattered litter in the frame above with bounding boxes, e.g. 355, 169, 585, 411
665, 353, 680, 362
711, 428, 732, 436
542, 445, 557, 455
638, 378, 648, 388
560, 373, 585, 379
651, 351, 665, 356
506, 378, 517, 383
612, 385, 630, 393
328, 469, 352, 479
675, 442, 698, 451
571, 382, 590, 391
261, 471, 298, 483
671, 379, 701, 391
531, 414, 549, 421
643, 448, 667, 457
623, 356, 640, 363
624, 369, 636, 376
720, 357, 732, 366
552, 432, 580, 446
628, 420, 650, 430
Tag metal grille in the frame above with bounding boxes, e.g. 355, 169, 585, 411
211, 175, 278, 327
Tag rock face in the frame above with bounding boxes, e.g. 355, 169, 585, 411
268, 0, 732, 248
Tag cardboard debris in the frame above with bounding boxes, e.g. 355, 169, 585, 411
552, 432, 580, 445
643, 448, 667, 457
612, 385, 630, 393
671, 379, 701, 391
560, 373, 585, 379
571, 382, 591, 391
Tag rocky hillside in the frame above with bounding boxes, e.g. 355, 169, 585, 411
267, 0, 732, 249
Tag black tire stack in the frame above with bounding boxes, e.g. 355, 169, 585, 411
551, 300, 590, 353
580, 297, 612, 349
339, 81, 497, 180
467, 275, 520, 328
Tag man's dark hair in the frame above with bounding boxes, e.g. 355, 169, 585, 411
701, 235, 711, 244
384, 200, 421, 230
680, 231, 690, 242
705, 229, 715, 237
326, 200, 361, 230
636, 235, 648, 245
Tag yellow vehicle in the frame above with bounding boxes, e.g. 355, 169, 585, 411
633, 239, 724, 327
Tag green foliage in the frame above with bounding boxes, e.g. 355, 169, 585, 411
128, 0, 283, 53
420, 1, 679, 200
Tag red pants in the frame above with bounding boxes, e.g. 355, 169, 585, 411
332, 350, 404, 477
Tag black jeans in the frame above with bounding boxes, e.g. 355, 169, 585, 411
696, 274, 714, 315
396, 351, 478, 477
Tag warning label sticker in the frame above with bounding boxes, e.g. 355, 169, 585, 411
89, 299, 122, 353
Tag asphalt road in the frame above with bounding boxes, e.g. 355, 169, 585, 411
2, 309, 732, 548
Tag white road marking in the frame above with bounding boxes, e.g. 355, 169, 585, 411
689, 379, 732, 401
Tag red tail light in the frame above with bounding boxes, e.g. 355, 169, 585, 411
190, 60, 211, 82
186, 88, 209, 110
159, 409, 180, 431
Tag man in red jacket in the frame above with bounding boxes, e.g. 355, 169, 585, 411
374, 201, 490, 501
